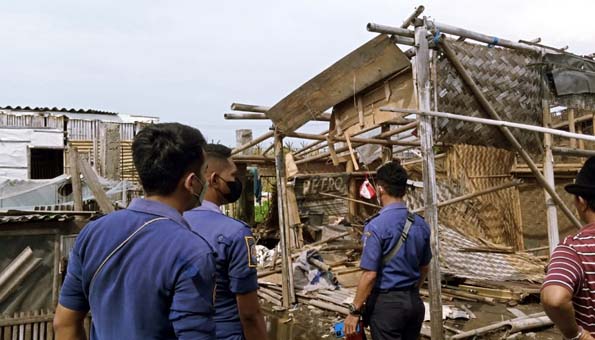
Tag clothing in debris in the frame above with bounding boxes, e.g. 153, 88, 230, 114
59, 198, 217, 340
184, 200, 259, 340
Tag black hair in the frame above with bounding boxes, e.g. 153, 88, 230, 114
581, 196, 595, 212
376, 161, 408, 198
204, 143, 232, 160
132, 123, 206, 195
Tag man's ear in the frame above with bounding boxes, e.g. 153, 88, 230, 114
183, 172, 195, 192
208, 172, 218, 186
578, 196, 588, 212
377, 185, 384, 195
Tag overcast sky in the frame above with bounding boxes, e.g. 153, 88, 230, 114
0, 0, 593, 146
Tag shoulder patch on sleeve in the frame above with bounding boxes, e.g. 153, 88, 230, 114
244, 236, 258, 268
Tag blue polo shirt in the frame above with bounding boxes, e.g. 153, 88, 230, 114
360, 202, 432, 290
59, 198, 217, 340
184, 200, 259, 339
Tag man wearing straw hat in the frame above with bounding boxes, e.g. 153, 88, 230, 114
542, 157, 595, 340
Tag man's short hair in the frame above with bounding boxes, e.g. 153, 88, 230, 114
376, 161, 408, 198
584, 197, 595, 212
132, 123, 206, 195
204, 143, 232, 161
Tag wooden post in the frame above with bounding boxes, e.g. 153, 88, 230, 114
68, 146, 84, 211
415, 23, 444, 340
274, 132, 295, 307
236, 163, 255, 225
568, 108, 577, 149
103, 123, 121, 181
381, 124, 392, 162
438, 36, 583, 230
52, 234, 60, 307
346, 161, 358, 223
542, 91, 560, 254
236, 129, 253, 155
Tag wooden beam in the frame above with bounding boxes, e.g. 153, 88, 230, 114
68, 146, 83, 211
78, 157, 115, 214
416, 25, 444, 340
273, 133, 295, 307
231, 131, 274, 156
437, 36, 582, 230
229, 103, 332, 121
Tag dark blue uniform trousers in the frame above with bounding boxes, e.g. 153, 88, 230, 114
366, 288, 425, 340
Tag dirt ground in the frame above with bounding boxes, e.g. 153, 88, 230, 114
263, 301, 560, 339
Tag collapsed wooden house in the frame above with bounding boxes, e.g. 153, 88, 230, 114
226, 5, 595, 339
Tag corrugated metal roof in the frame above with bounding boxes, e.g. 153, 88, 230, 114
0, 214, 73, 225
0, 106, 119, 116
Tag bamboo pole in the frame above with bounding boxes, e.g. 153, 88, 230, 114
224, 113, 269, 120
78, 156, 115, 214
542, 90, 560, 254
230, 103, 331, 121
400, 5, 425, 28
293, 129, 329, 156
415, 23, 444, 340
285, 131, 411, 147
295, 120, 418, 159
367, 23, 415, 38
551, 146, 595, 158
295, 139, 420, 165
428, 21, 541, 53
380, 108, 595, 143
552, 112, 593, 129
413, 181, 521, 213
231, 131, 274, 156
273, 132, 295, 307
436, 36, 582, 230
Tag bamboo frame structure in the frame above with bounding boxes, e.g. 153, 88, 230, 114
415, 22, 444, 340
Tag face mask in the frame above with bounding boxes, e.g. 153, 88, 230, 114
221, 177, 243, 204
191, 175, 209, 208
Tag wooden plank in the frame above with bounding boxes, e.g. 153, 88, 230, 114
343, 133, 359, 171
24, 312, 32, 340
78, 156, 115, 213
68, 147, 83, 211
266, 34, 410, 132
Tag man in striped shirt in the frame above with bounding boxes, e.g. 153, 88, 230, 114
542, 156, 595, 340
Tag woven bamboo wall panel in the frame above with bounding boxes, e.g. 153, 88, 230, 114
520, 178, 577, 250
65, 141, 139, 182
445, 144, 524, 250
435, 40, 542, 152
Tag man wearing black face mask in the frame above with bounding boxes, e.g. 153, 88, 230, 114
184, 144, 267, 340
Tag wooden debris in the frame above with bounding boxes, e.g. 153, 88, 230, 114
449, 312, 552, 340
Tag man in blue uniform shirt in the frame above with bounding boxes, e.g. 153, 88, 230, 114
54, 123, 217, 340
185, 144, 267, 340
345, 161, 431, 340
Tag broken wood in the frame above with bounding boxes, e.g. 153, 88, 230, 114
344, 133, 360, 171
449, 312, 551, 340
78, 156, 115, 214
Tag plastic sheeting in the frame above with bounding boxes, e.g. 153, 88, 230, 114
545, 53, 595, 96
0, 174, 138, 210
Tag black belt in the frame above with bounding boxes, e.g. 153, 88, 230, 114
374, 285, 417, 293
